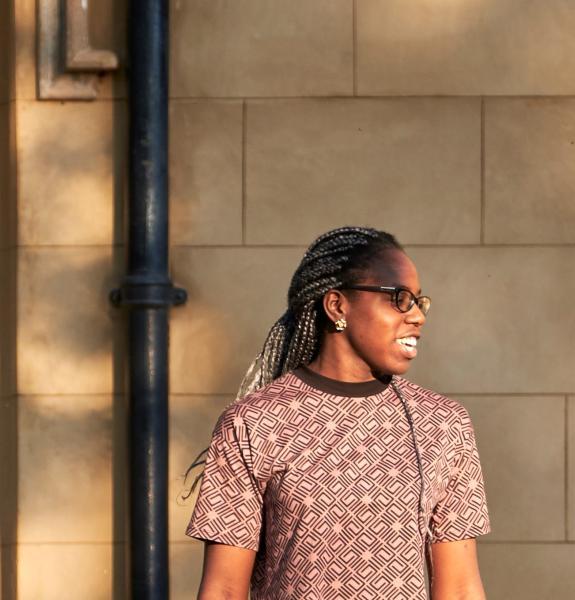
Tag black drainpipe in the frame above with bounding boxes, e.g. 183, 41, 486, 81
110, 1, 186, 598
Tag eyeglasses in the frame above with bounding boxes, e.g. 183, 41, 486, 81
342, 285, 431, 316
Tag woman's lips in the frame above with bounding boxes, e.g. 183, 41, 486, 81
395, 336, 418, 359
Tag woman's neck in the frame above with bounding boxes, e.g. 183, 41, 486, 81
306, 354, 379, 383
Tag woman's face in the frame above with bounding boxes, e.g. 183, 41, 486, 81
342, 249, 426, 377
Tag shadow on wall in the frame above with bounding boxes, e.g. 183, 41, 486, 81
0, 391, 17, 600
0, 0, 127, 592
0, 159, 17, 596
0, 0, 17, 591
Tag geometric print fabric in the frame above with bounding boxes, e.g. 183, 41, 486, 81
187, 370, 491, 599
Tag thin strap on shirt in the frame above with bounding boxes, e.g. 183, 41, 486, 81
390, 378, 435, 566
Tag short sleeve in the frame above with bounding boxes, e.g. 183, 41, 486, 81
431, 408, 491, 543
186, 407, 263, 551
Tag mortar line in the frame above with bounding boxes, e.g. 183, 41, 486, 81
480, 97, 486, 244
476, 540, 575, 545
12, 392, 574, 398
352, 0, 358, 96
16, 244, 126, 249
242, 100, 247, 245
566, 395, 570, 541
12, 541, 128, 547
159, 539, 573, 546
15, 393, 124, 399
170, 243, 575, 249
15, 97, 126, 104
442, 392, 573, 398
170, 392, 573, 398
170, 393, 235, 398
16, 242, 575, 249
7, 540, 575, 547
167, 94, 575, 101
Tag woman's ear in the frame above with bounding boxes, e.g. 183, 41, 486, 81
322, 289, 348, 325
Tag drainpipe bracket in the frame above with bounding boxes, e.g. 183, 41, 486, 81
110, 277, 187, 308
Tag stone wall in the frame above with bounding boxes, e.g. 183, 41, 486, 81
2, 1, 575, 598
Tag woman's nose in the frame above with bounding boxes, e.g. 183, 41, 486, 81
406, 304, 426, 325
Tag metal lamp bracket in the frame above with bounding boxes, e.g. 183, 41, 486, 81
38, 0, 119, 100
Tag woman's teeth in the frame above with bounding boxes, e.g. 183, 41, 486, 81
396, 336, 417, 347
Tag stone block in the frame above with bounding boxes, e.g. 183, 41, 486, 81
170, 101, 243, 245
357, 0, 575, 95
246, 99, 480, 245
0, 0, 12, 102
18, 543, 113, 599
477, 544, 575, 600
17, 247, 122, 394
170, 542, 204, 600
0, 249, 17, 397
407, 247, 575, 394
0, 395, 17, 545
170, 247, 303, 394
569, 397, 575, 540
0, 104, 8, 251
170, 0, 353, 97
17, 101, 123, 246
460, 396, 564, 541
0, 103, 17, 251
13, 0, 35, 100
18, 395, 113, 543
485, 99, 575, 243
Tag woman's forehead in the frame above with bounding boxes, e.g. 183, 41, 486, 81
365, 250, 420, 289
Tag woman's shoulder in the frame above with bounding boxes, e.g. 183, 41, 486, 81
217, 371, 303, 427
393, 375, 471, 422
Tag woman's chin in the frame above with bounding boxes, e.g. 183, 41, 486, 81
373, 362, 411, 378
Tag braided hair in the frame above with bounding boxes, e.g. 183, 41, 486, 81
236, 226, 403, 400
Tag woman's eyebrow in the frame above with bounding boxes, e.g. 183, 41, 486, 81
392, 283, 422, 295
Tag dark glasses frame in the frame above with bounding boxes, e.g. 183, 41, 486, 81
341, 285, 431, 316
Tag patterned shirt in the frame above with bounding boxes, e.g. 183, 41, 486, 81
187, 367, 491, 599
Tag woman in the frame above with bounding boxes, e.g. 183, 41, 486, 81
186, 226, 491, 599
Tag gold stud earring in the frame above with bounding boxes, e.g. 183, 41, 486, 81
335, 318, 347, 332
